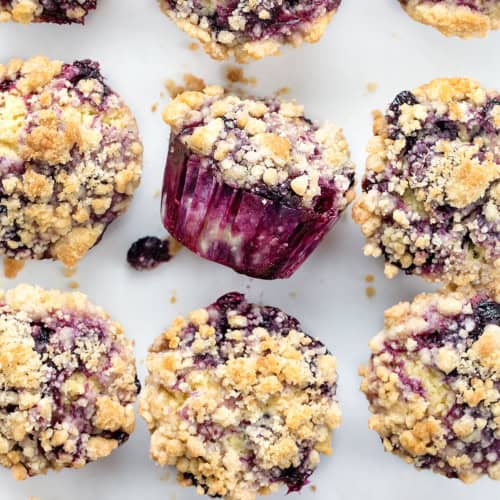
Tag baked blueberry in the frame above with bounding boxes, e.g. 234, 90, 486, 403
0, 56, 143, 268
353, 77, 499, 288
360, 287, 499, 482
0, 284, 139, 479
162, 86, 355, 279
0, 0, 97, 24
399, 1, 500, 38
158, 0, 343, 62
139, 292, 341, 499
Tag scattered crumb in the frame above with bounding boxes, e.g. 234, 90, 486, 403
160, 91, 165, 98
3, 258, 24, 279
275, 86, 291, 97
160, 470, 171, 481
366, 286, 376, 298
288, 291, 297, 299
169, 238, 183, 257
188, 42, 199, 51
29, 497, 40, 500
165, 73, 205, 98
310, 485, 317, 492
154, 189, 161, 198
63, 266, 77, 277
366, 82, 378, 94
225, 66, 257, 87
151, 102, 158, 113
365, 274, 375, 283
170, 294, 177, 304
68, 281, 79, 289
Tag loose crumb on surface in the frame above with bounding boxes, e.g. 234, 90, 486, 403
289, 291, 297, 299
275, 86, 291, 97
151, 102, 158, 113
165, 74, 205, 98
169, 238, 183, 257
63, 266, 77, 278
366, 286, 376, 298
365, 274, 375, 283
188, 42, 199, 51
310, 485, 317, 492
224, 66, 257, 87
366, 82, 378, 94
69, 281, 79, 289
3, 258, 24, 279
170, 293, 177, 304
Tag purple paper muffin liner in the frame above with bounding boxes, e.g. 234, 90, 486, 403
162, 138, 342, 279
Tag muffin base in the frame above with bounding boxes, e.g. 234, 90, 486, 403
158, 0, 334, 62
401, 0, 500, 38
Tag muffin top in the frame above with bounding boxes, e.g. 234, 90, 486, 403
164, 86, 355, 211
353, 77, 499, 287
399, 0, 500, 38
0, 0, 97, 24
0, 56, 143, 267
139, 292, 341, 500
0, 284, 139, 479
159, 0, 341, 62
360, 287, 499, 483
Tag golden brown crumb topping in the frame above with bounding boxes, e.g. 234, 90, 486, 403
0, 56, 143, 267
360, 287, 499, 482
0, 284, 139, 479
163, 86, 355, 210
139, 293, 341, 499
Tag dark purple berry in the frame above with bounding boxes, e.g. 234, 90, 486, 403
127, 236, 172, 271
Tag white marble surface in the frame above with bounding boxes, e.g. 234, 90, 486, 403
0, 1, 498, 499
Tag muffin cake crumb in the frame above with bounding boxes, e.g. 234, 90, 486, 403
3, 257, 24, 279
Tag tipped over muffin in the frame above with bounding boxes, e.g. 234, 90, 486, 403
162, 86, 355, 279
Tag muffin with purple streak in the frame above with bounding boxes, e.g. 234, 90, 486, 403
162, 86, 355, 279
139, 292, 341, 499
0, 284, 140, 480
0, 0, 97, 24
158, 0, 343, 62
360, 286, 499, 482
0, 56, 143, 268
399, 0, 500, 38
353, 77, 499, 288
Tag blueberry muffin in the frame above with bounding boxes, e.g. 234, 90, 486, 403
399, 0, 500, 38
162, 86, 355, 279
139, 292, 341, 499
158, 0, 343, 62
0, 0, 96, 23
0, 56, 143, 267
360, 287, 499, 482
0, 284, 139, 479
353, 78, 499, 287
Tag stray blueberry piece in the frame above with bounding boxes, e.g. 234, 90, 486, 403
127, 236, 172, 271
